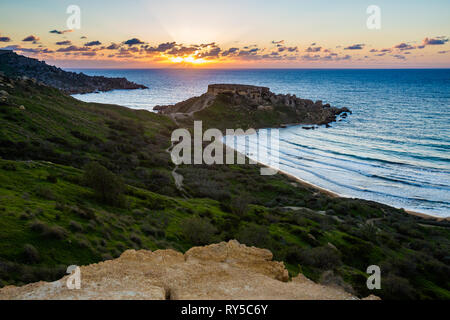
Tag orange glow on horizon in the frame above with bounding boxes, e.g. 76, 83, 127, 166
167, 54, 212, 65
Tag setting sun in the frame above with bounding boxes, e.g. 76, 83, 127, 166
169, 55, 211, 65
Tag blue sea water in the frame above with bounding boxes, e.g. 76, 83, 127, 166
71, 69, 450, 217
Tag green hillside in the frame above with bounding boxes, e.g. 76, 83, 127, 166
0, 75, 449, 300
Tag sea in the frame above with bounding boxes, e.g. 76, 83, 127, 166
71, 69, 450, 217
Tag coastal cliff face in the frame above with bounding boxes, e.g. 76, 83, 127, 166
0, 240, 378, 300
154, 84, 350, 130
0, 51, 147, 94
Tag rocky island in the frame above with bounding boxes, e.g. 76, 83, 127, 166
155, 84, 350, 130
0, 50, 148, 94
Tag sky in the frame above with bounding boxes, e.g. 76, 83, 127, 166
0, 0, 449, 68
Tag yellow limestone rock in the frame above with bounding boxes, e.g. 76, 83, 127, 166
0, 240, 377, 300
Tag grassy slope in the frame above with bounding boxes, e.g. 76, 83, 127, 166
0, 77, 449, 300
188, 93, 337, 131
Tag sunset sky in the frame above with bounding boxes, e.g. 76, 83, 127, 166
0, 0, 449, 68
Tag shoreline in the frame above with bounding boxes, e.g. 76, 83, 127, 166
277, 167, 449, 221
224, 141, 448, 221
277, 165, 449, 221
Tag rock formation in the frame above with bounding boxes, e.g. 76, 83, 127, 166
154, 84, 350, 127
0, 51, 148, 94
0, 240, 379, 300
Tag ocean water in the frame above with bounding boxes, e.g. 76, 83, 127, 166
71, 69, 450, 217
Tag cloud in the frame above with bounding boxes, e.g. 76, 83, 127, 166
144, 42, 177, 53
238, 48, 259, 56
438, 50, 449, 54
306, 46, 321, 52
106, 43, 120, 50
422, 37, 449, 45
394, 43, 416, 51
124, 38, 144, 46
1, 45, 53, 54
167, 46, 197, 56
197, 46, 221, 58
0, 37, 11, 42
392, 54, 406, 60
81, 52, 97, 56
278, 46, 298, 53
56, 45, 91, 52
84, 41, 102, 46
49, 29, 72, 35
344, 44, 365, 50
56, 41, 72, 46
22, 35, 40, 42
221, 47, 239, 56
301, 53, 351, 61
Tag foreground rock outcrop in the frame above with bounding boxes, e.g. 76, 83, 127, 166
0, 50, 147, 94
0, 241, 378, 300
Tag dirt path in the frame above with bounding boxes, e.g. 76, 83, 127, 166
166, 141, 190, 198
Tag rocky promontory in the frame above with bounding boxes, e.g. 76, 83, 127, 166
0, 240, 378, 300
155, 84, 350, 130
0, 50, 147, 94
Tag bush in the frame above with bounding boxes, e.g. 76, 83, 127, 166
29, 220, 47, 233
381, 275, 416, 300
44, 226, 67, 240
83, 162, 125, 206
69, 221, 84, 233
1, 162, 16, 171
319, 270, 354, 294
298, 246, 341, 270
29, 220, 67, 240
236, 223, 271, 248
34, 185, 56, 200
141, 224, 165, 238
46, 173, 58, 183
130, 234, 142, 246
23, 244, 40, 264
230, 195, 251, 217
181, 216, 218, 245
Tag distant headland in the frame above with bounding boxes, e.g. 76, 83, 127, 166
155, 83, 351, 130
0, 51, 148, 94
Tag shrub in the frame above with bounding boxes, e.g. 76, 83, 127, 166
130, 234, 142, 245
141, 224, 165, 238
46, 173, 58, 183
29, 220, 67, 240
29, 220, 47, 233
181, 216, 218, 245
236, 223, 271, 248
298, 246, 342, 270
69, 221, 84, 233
83, 162, 125, 206
34, 185, 56, 200
319, 270, 354, 294
230, 195, 251, 217
44, 226, 67, 240
381, 275, 416, 300
23, 244, 40, 264
1, 162, 16, 171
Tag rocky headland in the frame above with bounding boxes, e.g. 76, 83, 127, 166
0, 50, 147, 94
0, 240, 379, 300
155, 84, 350, 129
